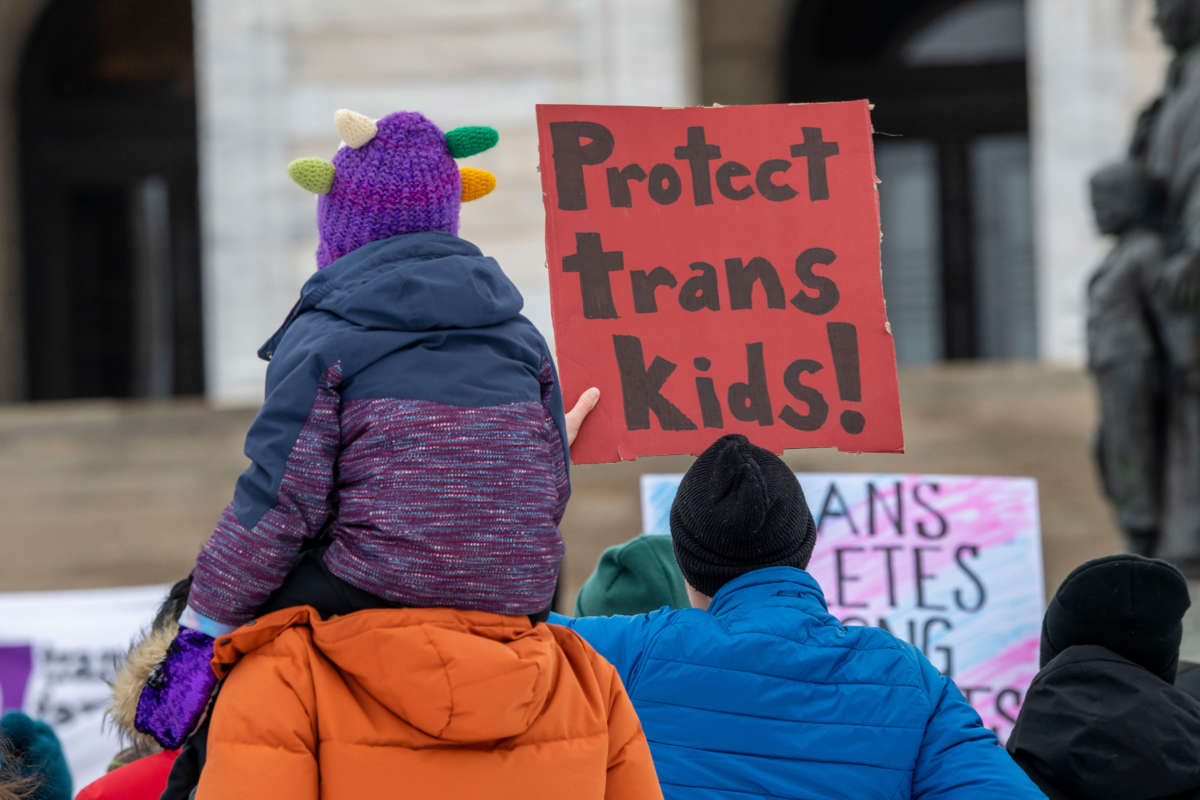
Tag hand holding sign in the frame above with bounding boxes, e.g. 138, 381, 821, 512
537, 103, 902, 463
566, 387, 600, 448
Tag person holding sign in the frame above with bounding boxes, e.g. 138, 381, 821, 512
551, 431, 1043, 799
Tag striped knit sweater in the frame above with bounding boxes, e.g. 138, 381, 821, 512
183, 232, 569, 636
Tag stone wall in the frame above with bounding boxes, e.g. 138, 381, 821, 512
195, 0, 696, 403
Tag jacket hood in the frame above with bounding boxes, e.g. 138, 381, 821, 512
259, 231, 524, 360
214, 606, 557, 744
1008, 644, 1200, 799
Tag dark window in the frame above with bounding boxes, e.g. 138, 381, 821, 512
18, 0, 203, 400
784, 0, 1035, 363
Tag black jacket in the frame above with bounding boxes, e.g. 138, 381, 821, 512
1008, 644, 1200, 799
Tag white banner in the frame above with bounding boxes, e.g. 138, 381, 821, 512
0, 585, 167, 787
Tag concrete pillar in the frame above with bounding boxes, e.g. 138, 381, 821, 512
193, 0, 292, 404
694, 0, 793, 104
1028, 0, 1168, 362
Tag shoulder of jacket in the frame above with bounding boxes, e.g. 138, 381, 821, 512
73, 780, 104, 800
543, 624, 626, 704
645, 606, 709, 631
837, 626, 932, 692
546, 620, 585, 648
509, 316, 554, 359
548, 623, 612, 670
231, 625, 317, 672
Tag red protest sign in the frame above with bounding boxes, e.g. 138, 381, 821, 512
537, 102, 902, 463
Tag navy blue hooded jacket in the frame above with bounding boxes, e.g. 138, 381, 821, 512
185, 232, 569, 634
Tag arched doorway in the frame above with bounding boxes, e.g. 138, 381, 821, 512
786, 0, 1034, 364
18, 0, 203, 400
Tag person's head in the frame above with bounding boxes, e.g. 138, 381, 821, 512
0, 737, 37, 800
669, 434, 816, 605
0, 772, 37, 800
1154, 0, 1200, 51
574, 535, 690, 616
0, 713, 70, 800
288, 109, 499, 268
1041, 554, 1190, 682
1089, 160, 1160, 235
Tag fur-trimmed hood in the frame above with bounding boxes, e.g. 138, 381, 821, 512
108, 621, 178, 756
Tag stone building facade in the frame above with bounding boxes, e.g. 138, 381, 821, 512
194, 0, 694, 402
0, 0, 1175, 403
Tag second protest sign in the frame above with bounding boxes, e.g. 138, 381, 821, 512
537, 102, 903, 463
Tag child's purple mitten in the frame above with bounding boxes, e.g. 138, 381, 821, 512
134, 627, 217, 749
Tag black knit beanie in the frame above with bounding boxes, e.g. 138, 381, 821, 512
1041, 553, 1190, 682
670, 434, 816, 597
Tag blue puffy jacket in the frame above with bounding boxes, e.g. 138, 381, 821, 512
552, 566, 1045, 800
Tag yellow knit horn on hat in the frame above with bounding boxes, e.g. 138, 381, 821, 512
460, 167, 496, 202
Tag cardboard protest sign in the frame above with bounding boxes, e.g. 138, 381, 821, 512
641, 473, 1043, 743
0, 585, 166, 786
537, 102, 902, 463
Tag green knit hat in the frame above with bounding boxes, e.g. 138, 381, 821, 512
574, 535, 690, 616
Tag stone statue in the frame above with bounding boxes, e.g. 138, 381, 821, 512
1144, 0, 1200, 314
1086, 162, 1165, 556
1093, 0, 1200, 569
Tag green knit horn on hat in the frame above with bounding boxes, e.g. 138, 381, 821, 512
288, 157, 336, 194
445, 126, 499, 158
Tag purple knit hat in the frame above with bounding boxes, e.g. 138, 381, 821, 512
288, 109, 498, 268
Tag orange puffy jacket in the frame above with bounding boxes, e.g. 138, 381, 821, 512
194, 606, 662, 800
